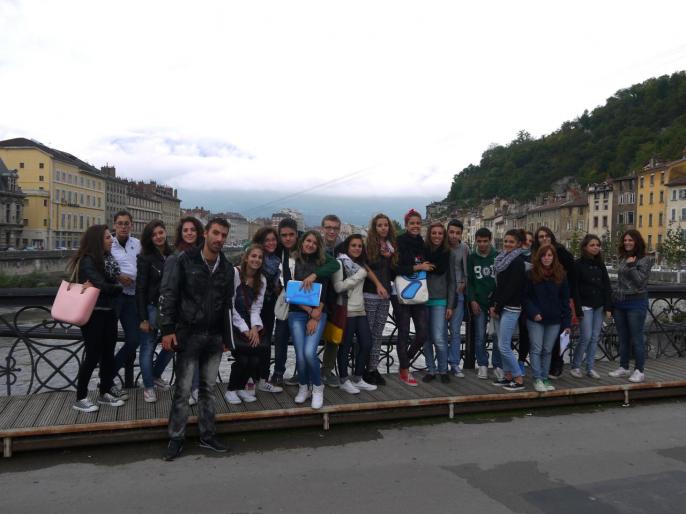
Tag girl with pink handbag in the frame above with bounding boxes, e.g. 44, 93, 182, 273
66, 225, 125, 413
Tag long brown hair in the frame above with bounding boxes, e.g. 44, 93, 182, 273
531, 244, 566, 284
293, 230, 326, 266
425, 222, 448, 252
366, 213, 398, 266
174, 216, 204, 251
239, 244, 265, 298
618, 229, 646, 259
68, 224, 109, 277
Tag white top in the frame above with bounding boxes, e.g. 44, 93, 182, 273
332, 260, 368, 317
110, 236, 141, 296
231, 267, 267, 334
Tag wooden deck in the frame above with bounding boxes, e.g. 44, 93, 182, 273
1, 358, 685, 457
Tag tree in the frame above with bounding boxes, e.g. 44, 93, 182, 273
392, 219, 404, 236
569, 230, 583, 259
657, 225, 686, 268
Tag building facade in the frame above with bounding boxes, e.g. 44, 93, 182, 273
586, 181, 613, 239
612, 174, 636, 233
0, 158, 25, 250
0, 138, 106, 249
127, 190, 162, 237
666, 176, 686, 239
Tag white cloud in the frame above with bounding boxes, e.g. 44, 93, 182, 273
1, 0, 685, 198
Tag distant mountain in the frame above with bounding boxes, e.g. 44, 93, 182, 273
447, 72, 686, 206
178, 189, 437, 227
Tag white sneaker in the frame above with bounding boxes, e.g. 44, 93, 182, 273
608, 367, 631, 378
353, 378, 377, 391
534, 379, 547, 392
153, 377, 171, 391
294, 384, 311, 403
143, 387, 157, 403
340, 379, 361, 394
258, 378, 283, 393
628, 369, 645, 383
493, 367, 505, 381
224, 390, 242, 405
570, 368, 583, 378
73, 398, 99, 412
188, 388, 199, 406
477, 366, 488, 379
237, 390, 257, 403
244, 387, 256, 398
587, 369, 601, 379
311, 384, 324, 410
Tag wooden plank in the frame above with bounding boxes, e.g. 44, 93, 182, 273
0, 397, 29, 429
52, 391, 80, 427
116, 388, 138, 423
33, 392, 71, 427
136, 388, 157, 421
12, 393, 52, 428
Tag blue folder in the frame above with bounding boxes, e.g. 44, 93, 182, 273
285, 280, 322, 307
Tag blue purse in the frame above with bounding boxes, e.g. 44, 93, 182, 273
285, 280, 322, 307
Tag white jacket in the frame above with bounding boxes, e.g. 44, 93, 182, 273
332, 260, 367, 317
231, 267, 266, 334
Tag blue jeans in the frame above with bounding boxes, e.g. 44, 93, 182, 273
473, 309, 501, 368
424, 305, 449, 374
573, 307, 603, 372
114, 294, 141, 373
448, 293, 465, 369
495, 309, 523, 378
527, 320, 560, 380
338, 315, 372, 379
614, 307, 647, 372
168, 332, 222, 441
288, 311, 327, 386
139, 305, 174, 388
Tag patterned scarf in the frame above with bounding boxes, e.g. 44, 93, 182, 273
104, 254, 121, 282
494, 247, 524, 275
338, 253, 361, 277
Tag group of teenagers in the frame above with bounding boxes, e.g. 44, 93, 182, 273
66, 207, 654, 461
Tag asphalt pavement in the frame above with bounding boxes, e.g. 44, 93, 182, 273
2, 399, 685, 513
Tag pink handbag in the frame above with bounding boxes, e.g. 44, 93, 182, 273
51, 264, 100, 326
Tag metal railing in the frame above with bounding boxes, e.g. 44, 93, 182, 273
2, 285, 685, 396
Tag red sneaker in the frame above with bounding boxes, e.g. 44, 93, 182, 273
399, 370, 418, 386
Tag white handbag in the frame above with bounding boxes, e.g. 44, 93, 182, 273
394, 271, 429, 305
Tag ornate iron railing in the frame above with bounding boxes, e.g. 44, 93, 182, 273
2, 285, 685, 395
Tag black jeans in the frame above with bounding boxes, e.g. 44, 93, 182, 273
168, 331, 222, 441
518, 314, 530, 363
395, 303, 429, 370
229, 336, 270, 390
337, 315, 372, 380
259, 297, 276, 380
77, 309, 118, 400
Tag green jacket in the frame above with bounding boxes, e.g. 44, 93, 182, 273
466, 247, 498, 310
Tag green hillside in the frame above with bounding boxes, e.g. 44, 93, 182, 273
446, 72, 686, 206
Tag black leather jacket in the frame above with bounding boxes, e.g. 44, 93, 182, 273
136, 251, 167, 321
77, 255, 123, 309
159, 246, 234, 336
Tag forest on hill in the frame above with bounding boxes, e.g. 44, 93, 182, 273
446, 72, 686, 207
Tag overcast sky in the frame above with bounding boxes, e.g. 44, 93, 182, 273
1, 0, 685, 202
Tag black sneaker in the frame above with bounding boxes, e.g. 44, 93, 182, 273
422, 373, 436, 383
548, 368, 563, 380
503, 381, 525, 391
163, 439, 184, 461
363, 371, 377, 385
269, 374, 284, 387
492, 378, 511, 387
199, 436, 229, 453
440, 374, 450, 384
371, 370, 386, 386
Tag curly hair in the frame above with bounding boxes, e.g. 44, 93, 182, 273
424, 222, 448, 252
366, 213, 398, 266
618, 229, 646, 259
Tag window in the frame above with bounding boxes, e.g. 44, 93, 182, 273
640, 177, 645, 188
43, 199, 47, 207
650, 174, 654, 186
79, 216, 84, 229
39, 163, 44, 169
602, 216, 608, 228
672, 209, 677, 221
658, 234, 662, 246
682, 208, 686, 221
659, 212, 663, 226
19, 162, 24, 168
639, 215, 643, 228
639, 194, 643, 206
648, 235, 652, 248
680, 189, 686, 200
43, 219, 47, 226
618, 213, 624, 225
649, 214, 653, 227
61, 214, 65, 228
660, 172, 665, 185
649, 192, 654, 204
659, 191, 664, 203
39, 175, 44, 181
593, 216, 599, 228
674, 190, 678, 201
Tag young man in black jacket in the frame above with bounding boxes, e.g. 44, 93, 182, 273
159, 218, 234, 461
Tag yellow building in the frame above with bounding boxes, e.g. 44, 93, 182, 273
0, 138, 106, 249
636, 155, 686, 251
